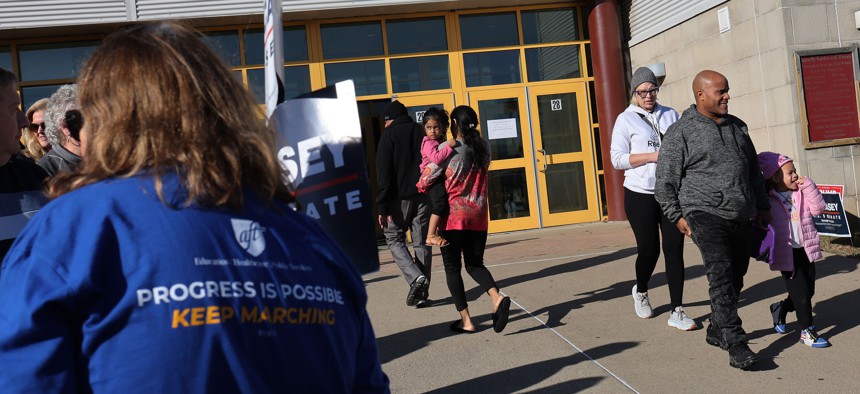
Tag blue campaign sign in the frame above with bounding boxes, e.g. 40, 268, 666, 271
271, 80, 380, 274
813, 184, 852, 238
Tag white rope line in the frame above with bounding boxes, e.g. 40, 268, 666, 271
502, 291, 640, 393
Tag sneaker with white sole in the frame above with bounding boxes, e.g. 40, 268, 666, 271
800, 326, 831, 348
668, 306, 697, 330
770, 301, 787, 334
632, 285, 653, 318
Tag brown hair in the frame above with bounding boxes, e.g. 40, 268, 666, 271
23, 98, 49, 160
48, 21, 293, 208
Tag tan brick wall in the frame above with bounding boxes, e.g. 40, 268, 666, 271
629, 0, 860, 235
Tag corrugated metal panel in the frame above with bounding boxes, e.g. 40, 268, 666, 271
0, 0, 127, 29
626, 0, 727, 46
136, 0, 447, 20
136, 0, 261, 19
0, 1, 454, 30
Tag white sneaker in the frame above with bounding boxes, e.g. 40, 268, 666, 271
632, 285, 653, 318
668, 306, 697, 330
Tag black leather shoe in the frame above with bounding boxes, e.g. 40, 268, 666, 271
728, 342, 758, 370
406, 275, 428, 306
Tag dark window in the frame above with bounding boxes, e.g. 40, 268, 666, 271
585, 43, 593, 77
463, 50, 521, 87
325, 60, 387, 96
525, 45, 580, 82
18, 41, 99, 82
248, 66, 312, 104
321, 21, 383, 59
522, 8, 579, 44
459, 13, 518, 49
21, 84, 64, 111
0, 46, 11, 71
386, 17, 447, 55
203, 31, 241, 67
390, 55, 450, 93
244, 26, 309, 65
488, 169, 531, 220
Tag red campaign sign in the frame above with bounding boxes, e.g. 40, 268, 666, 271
800, 53, 860, 142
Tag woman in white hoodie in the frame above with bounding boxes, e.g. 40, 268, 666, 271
611, 67, 695, 331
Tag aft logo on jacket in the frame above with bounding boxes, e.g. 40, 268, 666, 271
231, 219, 266, 257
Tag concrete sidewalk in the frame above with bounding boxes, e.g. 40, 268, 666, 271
363, 221, 860, 393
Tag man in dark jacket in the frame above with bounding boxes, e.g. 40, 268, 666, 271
376, 100, 431, 307
0, 67, 48, 263
655, 70, 770, 370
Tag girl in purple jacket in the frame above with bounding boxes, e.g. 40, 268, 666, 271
758, 151, 830, 348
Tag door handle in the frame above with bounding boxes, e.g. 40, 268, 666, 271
537, 148, 548, 173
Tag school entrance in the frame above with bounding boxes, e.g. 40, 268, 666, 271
363, 79, 601, 234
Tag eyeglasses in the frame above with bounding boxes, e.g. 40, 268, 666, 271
635, 88, 659, 98
27, 122, 46, 133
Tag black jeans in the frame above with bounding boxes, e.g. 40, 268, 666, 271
624, 188, 686, 307
780, 248, 817, 329
438, 229, 498, 312
686, 211, 751, 346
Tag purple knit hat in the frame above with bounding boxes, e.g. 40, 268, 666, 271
757, 151, 793, 179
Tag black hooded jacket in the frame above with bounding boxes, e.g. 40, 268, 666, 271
375, 114, 425, 215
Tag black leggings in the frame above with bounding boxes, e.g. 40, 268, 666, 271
438, 229, 498, 311
624, 188, 686, 307
428, 181, 449, 217
780, 248, 817, 328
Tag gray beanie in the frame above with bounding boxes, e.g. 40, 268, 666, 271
630, 67, 658, 93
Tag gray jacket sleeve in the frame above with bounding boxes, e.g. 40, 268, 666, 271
654, 124, 685, 223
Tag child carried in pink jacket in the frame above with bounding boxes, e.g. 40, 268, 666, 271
416, 107, 457, 247
757, 151, 830, 348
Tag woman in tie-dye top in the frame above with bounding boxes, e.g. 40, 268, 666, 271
439, 105, 512, 336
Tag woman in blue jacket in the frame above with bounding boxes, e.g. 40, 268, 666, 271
0, 21, 389, 393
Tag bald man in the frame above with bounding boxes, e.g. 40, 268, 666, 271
655, 70, 770, 370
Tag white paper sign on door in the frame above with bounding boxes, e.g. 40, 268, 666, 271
487, 118, 518, 140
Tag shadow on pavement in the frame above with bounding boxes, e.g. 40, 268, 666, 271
495, 247, 638, 291
484, 238, 539, 250
423, 342, 637, 393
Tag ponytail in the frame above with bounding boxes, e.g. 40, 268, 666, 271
450, 105, 488, 170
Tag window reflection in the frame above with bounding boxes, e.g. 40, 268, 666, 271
526, 45, 580, 82
18, 41, 98, 82
386, 17, 447, 55
391, 55, 450, 93
463, 50, 521, 87
324, 60, 387, 96
248, 66, 311, 104
488, 168, 530, 220
321, 22, 383, 59
521, 8, 579, 44
478, 98, 523, 160
459, 12, 518, 49
203, 31, 241, 67
244, 26, 308, 64
537, 92, 581, 154
545, 162, 588, 213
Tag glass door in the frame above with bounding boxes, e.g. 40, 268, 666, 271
468, 88, 540, 233
528, 82, 600, 225
395, 92, 456, 126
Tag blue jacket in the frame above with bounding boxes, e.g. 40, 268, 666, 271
0, 173, 389, 393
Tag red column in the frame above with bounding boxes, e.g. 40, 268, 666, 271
588, 0, 627, 221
